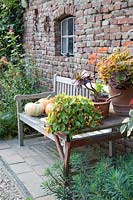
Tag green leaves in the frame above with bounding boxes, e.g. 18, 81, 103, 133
129, 109, 133, 117
42, 153, 133, 200
120, 124, 127, 134
47, 94, 102, 137
120, 109, 133, 137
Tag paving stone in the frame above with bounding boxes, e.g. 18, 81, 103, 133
17, 147, 39, 158
0, 138, 58, 199
6, 139, 19, 147
18, 171, 45, 198
24, 156, 51, 167
0, 141, 10, 150
0, 148, 16, 157
31, 165, 47, 176
35, 194, 55, 200
5, 154, 25, 165
10, 162, 33, 174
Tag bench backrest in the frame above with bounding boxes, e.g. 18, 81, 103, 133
54, 75, 90, 97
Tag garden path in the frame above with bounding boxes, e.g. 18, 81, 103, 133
0, 135, 129, 200
0, 137, 57, 200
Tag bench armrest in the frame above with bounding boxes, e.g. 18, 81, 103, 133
14, 91, 56, 113
14, 91, 55, 101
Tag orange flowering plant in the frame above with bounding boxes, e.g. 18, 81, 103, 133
46, 94, 103, 138
96, 47, 133, 90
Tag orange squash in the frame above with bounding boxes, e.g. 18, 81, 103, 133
37, 96, 56, 113
37, 98, 50, 112
45, 103, 54, 115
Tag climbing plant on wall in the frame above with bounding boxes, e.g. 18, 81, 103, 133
0, 0, 24, 59
0, 0, 44, 138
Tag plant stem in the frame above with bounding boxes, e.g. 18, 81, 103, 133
85, 83, 100, 101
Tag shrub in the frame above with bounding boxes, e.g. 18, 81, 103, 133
0, 1, 45, 138
42, 153, 133, 200
0, 59, 44, 138
0, 0, 23, 59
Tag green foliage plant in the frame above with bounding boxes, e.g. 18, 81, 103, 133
0, 0, 24, 59
42, 161, 70, 200
0, 1, 45, 138
46, 94, 103, 138
42, 153, 133, 200
120, 109, 133, 137
0, 59, 43, 138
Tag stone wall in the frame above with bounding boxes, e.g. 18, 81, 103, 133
23, 0, 133, 89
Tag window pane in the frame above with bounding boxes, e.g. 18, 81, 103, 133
62, 38, 67, 54
62, 20, 67, 36
68, 37, 73, 54
68, 18, 73, 35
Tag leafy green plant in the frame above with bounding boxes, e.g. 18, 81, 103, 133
0, 1, 45, 138
0, 0, 24, 59
42, 153, 133, 200
46, 94, 103, 138
88, 154, 133, 200
0, 59, 44, 138
42, 161, 71, 200
120, 109, 133, 137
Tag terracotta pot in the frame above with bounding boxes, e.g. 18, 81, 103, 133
108, 84, 133, 116
93, 98, 110, 118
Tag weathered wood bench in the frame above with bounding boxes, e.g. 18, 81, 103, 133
15, 74, 126, 174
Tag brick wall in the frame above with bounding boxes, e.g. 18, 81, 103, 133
23, 0, 133, 89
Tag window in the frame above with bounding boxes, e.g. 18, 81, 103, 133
61, 17, 74, 56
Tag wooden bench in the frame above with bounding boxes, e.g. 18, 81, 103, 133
15, 74, 126, 174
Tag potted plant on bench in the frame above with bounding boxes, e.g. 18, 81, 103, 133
46, 93, 103, 139
96, 47, 133, 116
72, 70, 111, 117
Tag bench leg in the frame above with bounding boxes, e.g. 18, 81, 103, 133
18, 119, 24, 146
54, 135, 71, 176
54, 135, 64, 161
64, 141, 71, 176
109, 140, 115, 157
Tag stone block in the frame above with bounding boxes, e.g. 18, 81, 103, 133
10, 162, 33, 174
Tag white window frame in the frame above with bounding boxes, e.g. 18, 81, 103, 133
61, 17, 74, 56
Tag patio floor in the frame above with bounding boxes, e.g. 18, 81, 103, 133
0, 135, 129, 200
0, 137, 58, 200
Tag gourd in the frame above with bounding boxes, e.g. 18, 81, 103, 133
24, 102, 44, 116
37, 96, 56, 113
37, 98, 50, 112
45, 103, 54, 115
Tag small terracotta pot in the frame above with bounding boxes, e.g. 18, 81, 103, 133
93, 98, 110, 118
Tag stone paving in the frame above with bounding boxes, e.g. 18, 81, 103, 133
0, 161, 24, 200
1, 136, 131, 200
0, 137, 57, 200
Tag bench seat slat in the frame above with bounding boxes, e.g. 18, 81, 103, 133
19, 113, 55, 141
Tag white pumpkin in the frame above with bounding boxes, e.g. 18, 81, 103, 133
24, 102, 43, 116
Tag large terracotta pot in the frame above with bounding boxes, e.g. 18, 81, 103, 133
108, 85, 133, 116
